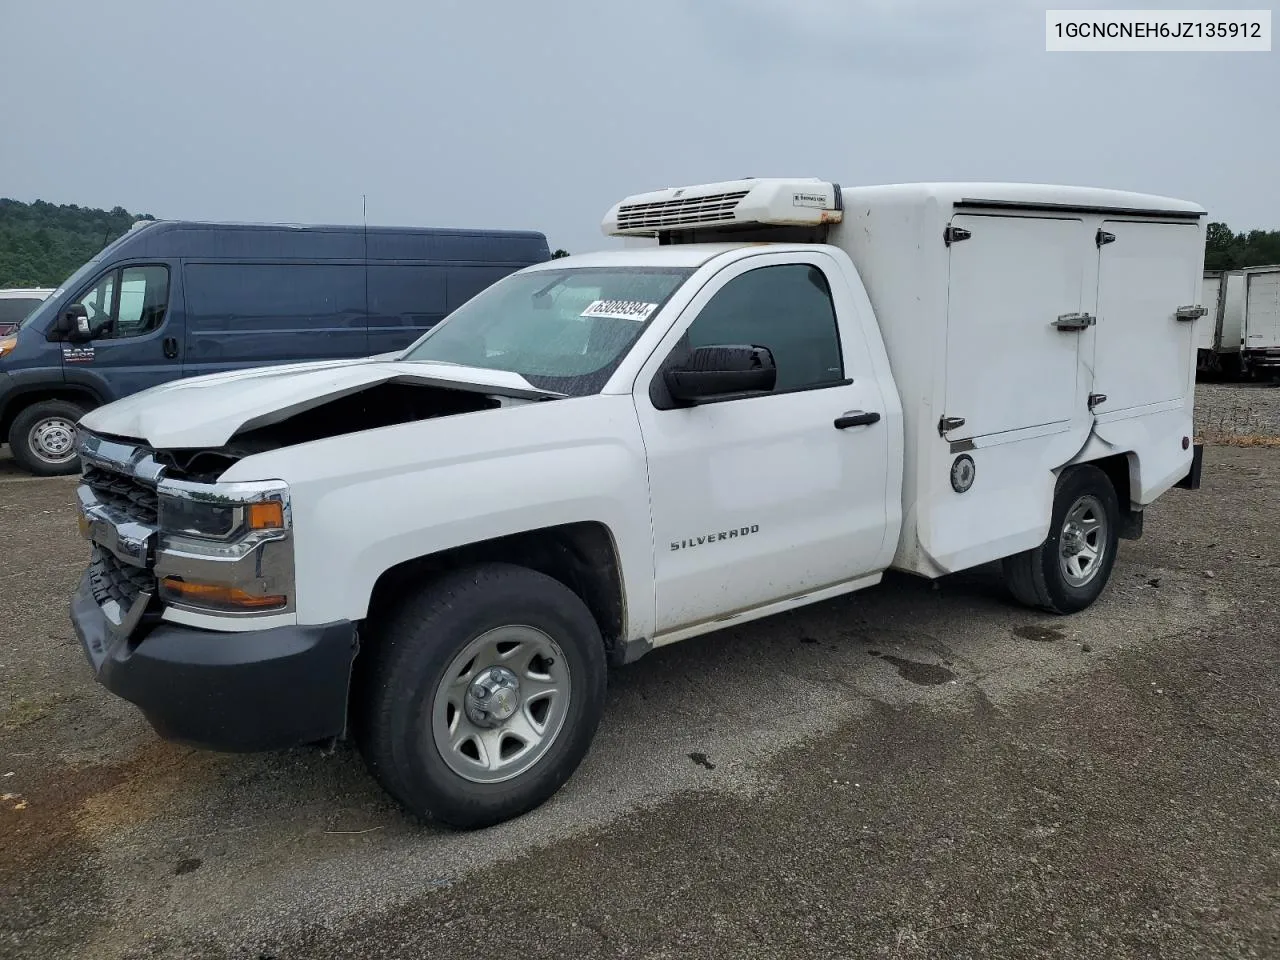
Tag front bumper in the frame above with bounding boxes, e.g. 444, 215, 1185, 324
71, 570, 358, 752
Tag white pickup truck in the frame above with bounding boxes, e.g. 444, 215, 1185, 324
70, 178, 1207, 828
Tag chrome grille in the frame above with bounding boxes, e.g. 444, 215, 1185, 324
82, 465, 159, 527
615, 190, 750, 231
88, 544, 154, 610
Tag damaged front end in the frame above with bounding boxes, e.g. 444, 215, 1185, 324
151, 378, 523, 482
69, 365, 562, 751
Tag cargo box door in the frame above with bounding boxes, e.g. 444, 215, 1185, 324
1093, 220, 1201, 414
1197, 275, 1221, 351
1245, 270, 1280, 351
944, 214, 1085, 439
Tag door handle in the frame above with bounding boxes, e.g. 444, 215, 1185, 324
834, 410, 881, 429
162, 336, 179, 359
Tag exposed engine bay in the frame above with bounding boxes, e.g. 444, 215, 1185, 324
152, 380, 518, 482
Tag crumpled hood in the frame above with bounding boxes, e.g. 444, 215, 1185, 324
77, 355, 557, 449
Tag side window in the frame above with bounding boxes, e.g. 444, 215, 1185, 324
75, 266, 169, 339
684, 263, 845, 392
367, 265, 447, 321
112, 266, 169, 338
184, 263, 365, 331
76, 271, 116, 335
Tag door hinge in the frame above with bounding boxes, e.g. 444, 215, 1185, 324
938, 415, 966, 435
1053, 312, 1096, 332
1175, 304, 1207, 321
1088, 393, 1107, 410
1096, 229, 1116, 247
943, 226, 971, 246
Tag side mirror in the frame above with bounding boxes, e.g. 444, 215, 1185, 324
55, 304, 91, 341
664, 344, 777, 404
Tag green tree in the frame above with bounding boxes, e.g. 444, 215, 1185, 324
551, 248, 570, 259
1204, 221, 1280, 272
0, 198, 152, 288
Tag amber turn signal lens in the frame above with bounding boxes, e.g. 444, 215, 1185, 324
160, 577, 286, 611
246, 501, 284, 530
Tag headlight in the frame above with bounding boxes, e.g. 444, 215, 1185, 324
154, 478, 294, 615
0, 337, 17, 359
157, 481, 285, 542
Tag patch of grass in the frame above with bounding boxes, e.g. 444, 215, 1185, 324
0, 695, 60, 730
1195, 434, 1280, 448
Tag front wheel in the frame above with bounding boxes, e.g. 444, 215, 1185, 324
8, 400, 86, 476
1003, 465, 1120, 614
355, 563, 607, 829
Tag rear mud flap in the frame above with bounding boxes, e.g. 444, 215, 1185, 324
1176, 443, 1204, 491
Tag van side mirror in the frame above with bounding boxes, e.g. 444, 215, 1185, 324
664, 344, 777, 404
55, 304, 91, 341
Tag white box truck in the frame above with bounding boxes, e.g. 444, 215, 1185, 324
1197, 270, 1226, 374
67, 179, 1207, 828
1199, 268, 1262, 379
1242, 265, 1280, 376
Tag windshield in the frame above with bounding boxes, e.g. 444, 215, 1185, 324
401, 266, 694, 396
14, 228, 145, 334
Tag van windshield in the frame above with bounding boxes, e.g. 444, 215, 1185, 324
401, 266, 693, 396
15, 227, 147, 334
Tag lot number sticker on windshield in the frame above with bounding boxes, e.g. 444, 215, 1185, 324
580, 300, 659, 322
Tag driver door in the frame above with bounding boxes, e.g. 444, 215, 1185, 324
62, 263, 182, 399
633, 251, 892, 638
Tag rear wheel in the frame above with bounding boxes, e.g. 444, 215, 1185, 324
1003, 464, 1120, 614
355, 563, 607, 829
8, 400, 85, 476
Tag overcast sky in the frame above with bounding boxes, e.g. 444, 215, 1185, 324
1, 0, 1275, 253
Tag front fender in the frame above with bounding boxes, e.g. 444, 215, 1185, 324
223, 395, 656, 640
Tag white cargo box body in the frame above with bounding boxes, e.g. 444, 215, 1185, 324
1243, 265, 1280, 356
825, 183, 1206, 575
608, 178, 1207, 577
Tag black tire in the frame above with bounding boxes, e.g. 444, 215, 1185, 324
1002, 464, 1120, 615
7, 400, 86, 477
354, 562, 607, 829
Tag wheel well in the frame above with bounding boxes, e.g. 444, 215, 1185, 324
1073, 452, 1141, 540
364, 521, 626, 658
1, 388, 100, 440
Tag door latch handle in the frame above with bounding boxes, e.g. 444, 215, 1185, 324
1053, 312, 1096, 332
162, 336, 179, 359
834, 411, 881, 429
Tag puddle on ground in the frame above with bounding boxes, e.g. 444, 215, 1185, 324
869, 653, 956, 686
688, 752, 716, 770
1013, 625, 1064, 643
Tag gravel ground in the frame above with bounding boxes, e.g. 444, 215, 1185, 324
1194, 381, 1280, 442
1, 388, 1278, 960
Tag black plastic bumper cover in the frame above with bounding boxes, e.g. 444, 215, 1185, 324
70, 570, 358, 752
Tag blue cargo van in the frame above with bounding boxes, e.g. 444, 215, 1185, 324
0, 220, 549, 475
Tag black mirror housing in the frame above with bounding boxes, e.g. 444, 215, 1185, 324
664, 344, 777, 404
55, 304, 91, 341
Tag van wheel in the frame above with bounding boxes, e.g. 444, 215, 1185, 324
355, 563, 607, 829
1003, 465, 1120, 614
8, 400, 85, 476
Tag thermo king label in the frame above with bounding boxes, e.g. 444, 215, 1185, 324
581, 300, 659, 321
792, 191, 829, 208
